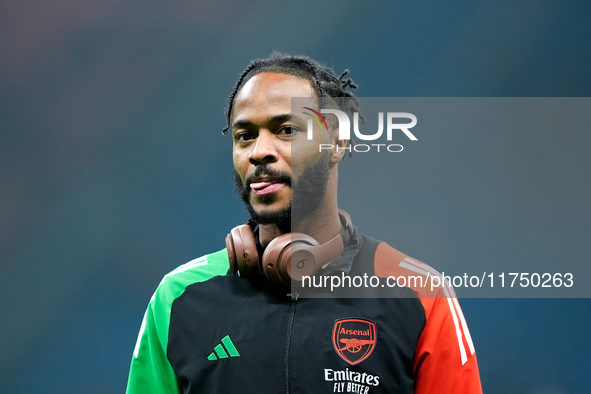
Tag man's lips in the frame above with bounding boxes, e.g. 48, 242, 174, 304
250, 181, 285, 196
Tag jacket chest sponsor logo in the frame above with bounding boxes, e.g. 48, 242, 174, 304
324, 368, 380, 393
332, 318, 377, 365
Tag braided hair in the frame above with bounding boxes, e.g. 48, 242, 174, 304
221, 53, 363, 148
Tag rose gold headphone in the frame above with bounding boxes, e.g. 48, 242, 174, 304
225, 210, 353, 286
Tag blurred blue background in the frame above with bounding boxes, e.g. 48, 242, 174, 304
1, 1, 590, 392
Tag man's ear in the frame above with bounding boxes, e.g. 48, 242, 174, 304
329, 129, 349, 163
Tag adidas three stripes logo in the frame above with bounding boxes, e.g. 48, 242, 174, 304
207, 335, 240, 360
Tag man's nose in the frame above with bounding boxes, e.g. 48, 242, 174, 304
249, 130, 278, 165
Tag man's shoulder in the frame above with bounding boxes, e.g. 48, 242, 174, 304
357, 232, 447, 298
356, 232, 413, 267
151, 248, 230, 307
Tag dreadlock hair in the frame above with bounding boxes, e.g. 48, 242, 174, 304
221, 52, 363, 156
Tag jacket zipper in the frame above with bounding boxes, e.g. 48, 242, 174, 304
284, 293, 298, 394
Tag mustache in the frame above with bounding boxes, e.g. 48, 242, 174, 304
245, 165, 291, 187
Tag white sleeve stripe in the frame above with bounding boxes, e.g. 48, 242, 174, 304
399, 261, 431, 277
160, 258, 209, 284
452, 297, 476, 355
403, 256, 459, 298
133, 309, 148, 358
407, 254, 474, 354
399, 258, 470, 365
401, 258, 455, 296
170, 255, 208, 274
403, 256, 432, 270
443, 285, 469, 365
168, 259, 208, 276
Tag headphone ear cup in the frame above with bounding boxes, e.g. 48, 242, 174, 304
226, 225, 260, 278
225, 232, 238, 274
262, 233, 319, 286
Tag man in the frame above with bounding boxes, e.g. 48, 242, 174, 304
126, 53, 482, 393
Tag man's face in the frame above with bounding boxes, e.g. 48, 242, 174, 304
231, 72, 331, 225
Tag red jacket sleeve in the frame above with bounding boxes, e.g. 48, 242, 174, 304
374, 242, 482, 393
413, 290, 482, 393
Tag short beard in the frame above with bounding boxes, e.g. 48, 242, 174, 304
232, 152, 330, 226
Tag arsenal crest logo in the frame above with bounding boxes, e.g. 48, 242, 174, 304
332, 318, 377, 365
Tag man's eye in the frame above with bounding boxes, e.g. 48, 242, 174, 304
279, 126, 300, 136
235, 132, 254, 142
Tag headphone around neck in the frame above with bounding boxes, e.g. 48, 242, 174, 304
225, 210, 353, 286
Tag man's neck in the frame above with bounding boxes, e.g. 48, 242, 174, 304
258, 207, 344, 247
